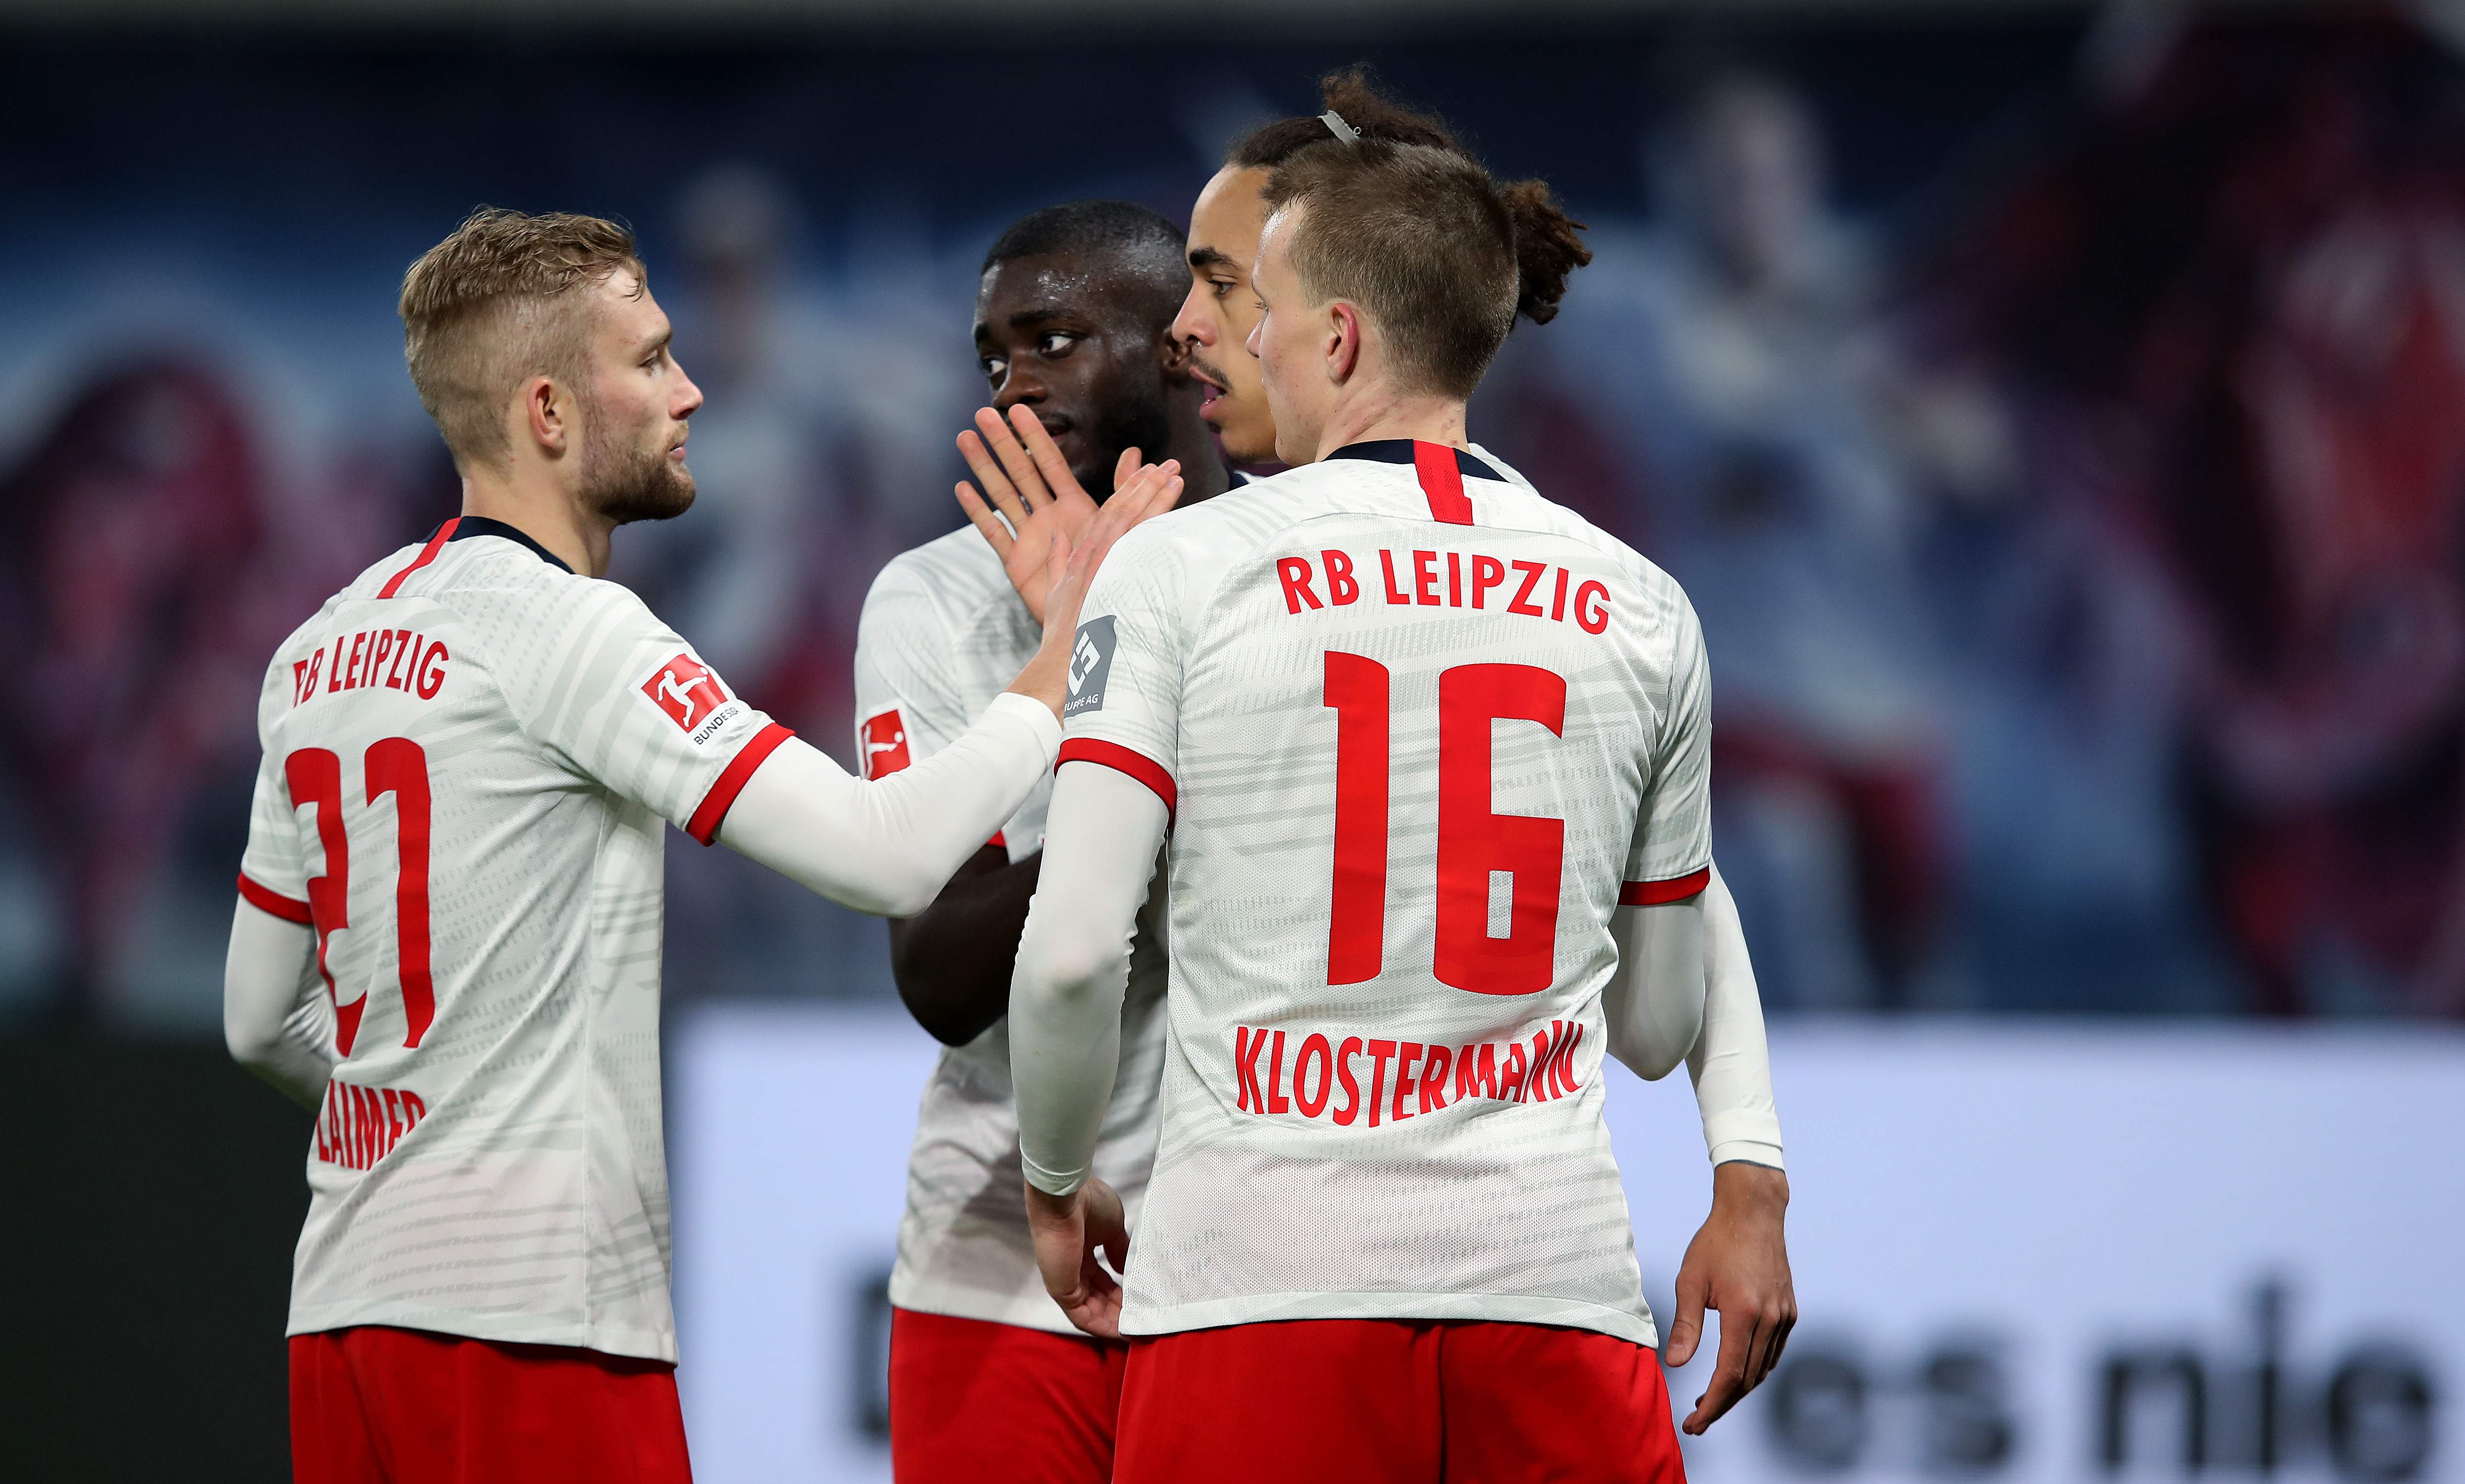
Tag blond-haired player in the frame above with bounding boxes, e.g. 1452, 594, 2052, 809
222, 208, 1176, 1484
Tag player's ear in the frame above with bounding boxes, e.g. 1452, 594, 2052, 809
523, 376, 567, 456
1327, 301, 1362, 385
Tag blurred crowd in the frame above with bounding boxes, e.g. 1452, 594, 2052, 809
6, 6, 2462, 1031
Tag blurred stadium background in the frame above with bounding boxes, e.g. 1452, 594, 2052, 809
3, 0, 2461, 1477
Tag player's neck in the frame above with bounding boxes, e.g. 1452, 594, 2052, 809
458, 468, 612, 578
1312, 389, 1469, 463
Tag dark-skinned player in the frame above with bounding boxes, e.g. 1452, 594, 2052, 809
849, 200, 1230, 1483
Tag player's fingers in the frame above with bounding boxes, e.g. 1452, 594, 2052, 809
1114, 445, 1142, 495
1663, 1270, 1709, 1367
1755, 1307, 1796, 1386
1095, 461, 1182, 536
1685, 1310, 1759, 1435
958, 430, 1030, 529
1739, 1306, 1783, 1394
955, 483, 1016, 555
986, 406, 1054, 510
1011, 403, 1088, 504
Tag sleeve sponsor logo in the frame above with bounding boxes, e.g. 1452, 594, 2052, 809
1064, 615, 1116, 719
645, 653, 730, 733
861, 709, 912, 779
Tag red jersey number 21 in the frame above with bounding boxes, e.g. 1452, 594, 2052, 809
1324, 651, 1567, 993
285, 740, 436, 1057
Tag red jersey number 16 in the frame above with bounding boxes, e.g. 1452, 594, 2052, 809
1324, 650, 1566, 994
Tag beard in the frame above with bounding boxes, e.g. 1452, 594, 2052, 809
579, 403, 696, 526
1088, 374, 1176, 497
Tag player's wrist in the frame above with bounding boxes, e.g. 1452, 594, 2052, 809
1004, 644, 1069, 724
1711, 1159, 1789, 1215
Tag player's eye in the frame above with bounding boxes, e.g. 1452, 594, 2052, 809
981, 356, 1007, 383
1211, 278, 1236, 299
1038, 331, 1077, 356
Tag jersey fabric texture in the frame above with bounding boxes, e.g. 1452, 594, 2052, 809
854, 525, 1170, 1335
239, 518, 791, 1364
1060, 441, 1713, 1347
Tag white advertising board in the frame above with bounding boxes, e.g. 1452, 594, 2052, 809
672, 1012, 2462, 1482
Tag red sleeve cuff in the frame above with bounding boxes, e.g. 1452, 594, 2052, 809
687, 722, 797, 846
237, 872, 313, 924
1056, 738, 1177, 824
1620, 866, 1711, 907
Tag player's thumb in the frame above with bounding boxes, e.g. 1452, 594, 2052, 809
1663, 1272, 1708, 1367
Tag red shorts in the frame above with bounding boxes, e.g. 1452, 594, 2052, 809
889, 1306, 1129, 1483
1115, 1318, 1687, 1484
289, 1325, 692, 1484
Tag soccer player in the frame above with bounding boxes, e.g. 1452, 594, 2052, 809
1169, 71, 1796, 1444
1009, 123, 1782, 1480
221, 208, 1177, 1484
852, 200, 1232, 1482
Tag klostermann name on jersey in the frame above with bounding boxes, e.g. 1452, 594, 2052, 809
1057, 442, 1713, 1346
237, 517, 793, 1364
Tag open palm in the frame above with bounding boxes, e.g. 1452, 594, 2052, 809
954, 405, 1141, 625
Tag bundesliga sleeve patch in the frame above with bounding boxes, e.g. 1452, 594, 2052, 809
1065, 616, 1117, 720
861, 709, 912, 779
643, 653, 731, 735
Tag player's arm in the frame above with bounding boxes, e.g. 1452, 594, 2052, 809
224, 899, 333, 1111
1009, 760, 1166, 1340
226, 741, 334, 1111
886, 848, 1041, 1047
1602, 893, 1707, 1081
1662, 861, 1792, 1438
1622, 594, 1796, 1430
718, 701, 1056, 918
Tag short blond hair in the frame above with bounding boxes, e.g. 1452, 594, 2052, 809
398, 208, 643, 469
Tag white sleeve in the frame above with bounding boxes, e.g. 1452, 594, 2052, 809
1690, 862, 1785, 1170
716, 691, 1061, 918
1601, 895, 1706, 1082
224, 898, 333, 1110
1010, 760, 1170, 1196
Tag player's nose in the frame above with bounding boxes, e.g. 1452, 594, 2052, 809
1171, 282, 1211, 348
671, 360, 705, 419
991, 365, 1046, 412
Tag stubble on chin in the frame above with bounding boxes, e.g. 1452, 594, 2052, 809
582, 431, 696, 526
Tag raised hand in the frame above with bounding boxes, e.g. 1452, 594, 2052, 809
1037, 459, 1181, 644
1664, 1162, 1796, 1434
1002, 458, 1182, 718
955, 405, 1144, 625
1022, 1177, 1131, 1340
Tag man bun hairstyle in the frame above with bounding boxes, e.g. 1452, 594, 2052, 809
1260, 122, 1592, 398
1227, 65, 1464, 169
399, 207, 644, 470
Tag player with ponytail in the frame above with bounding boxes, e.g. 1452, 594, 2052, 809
1002, 67, 1794, 1484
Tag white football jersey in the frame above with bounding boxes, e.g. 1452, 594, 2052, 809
853, 526, 1170, 1334
237, 517, 792, 1363
1062, 441, 1712, 1346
